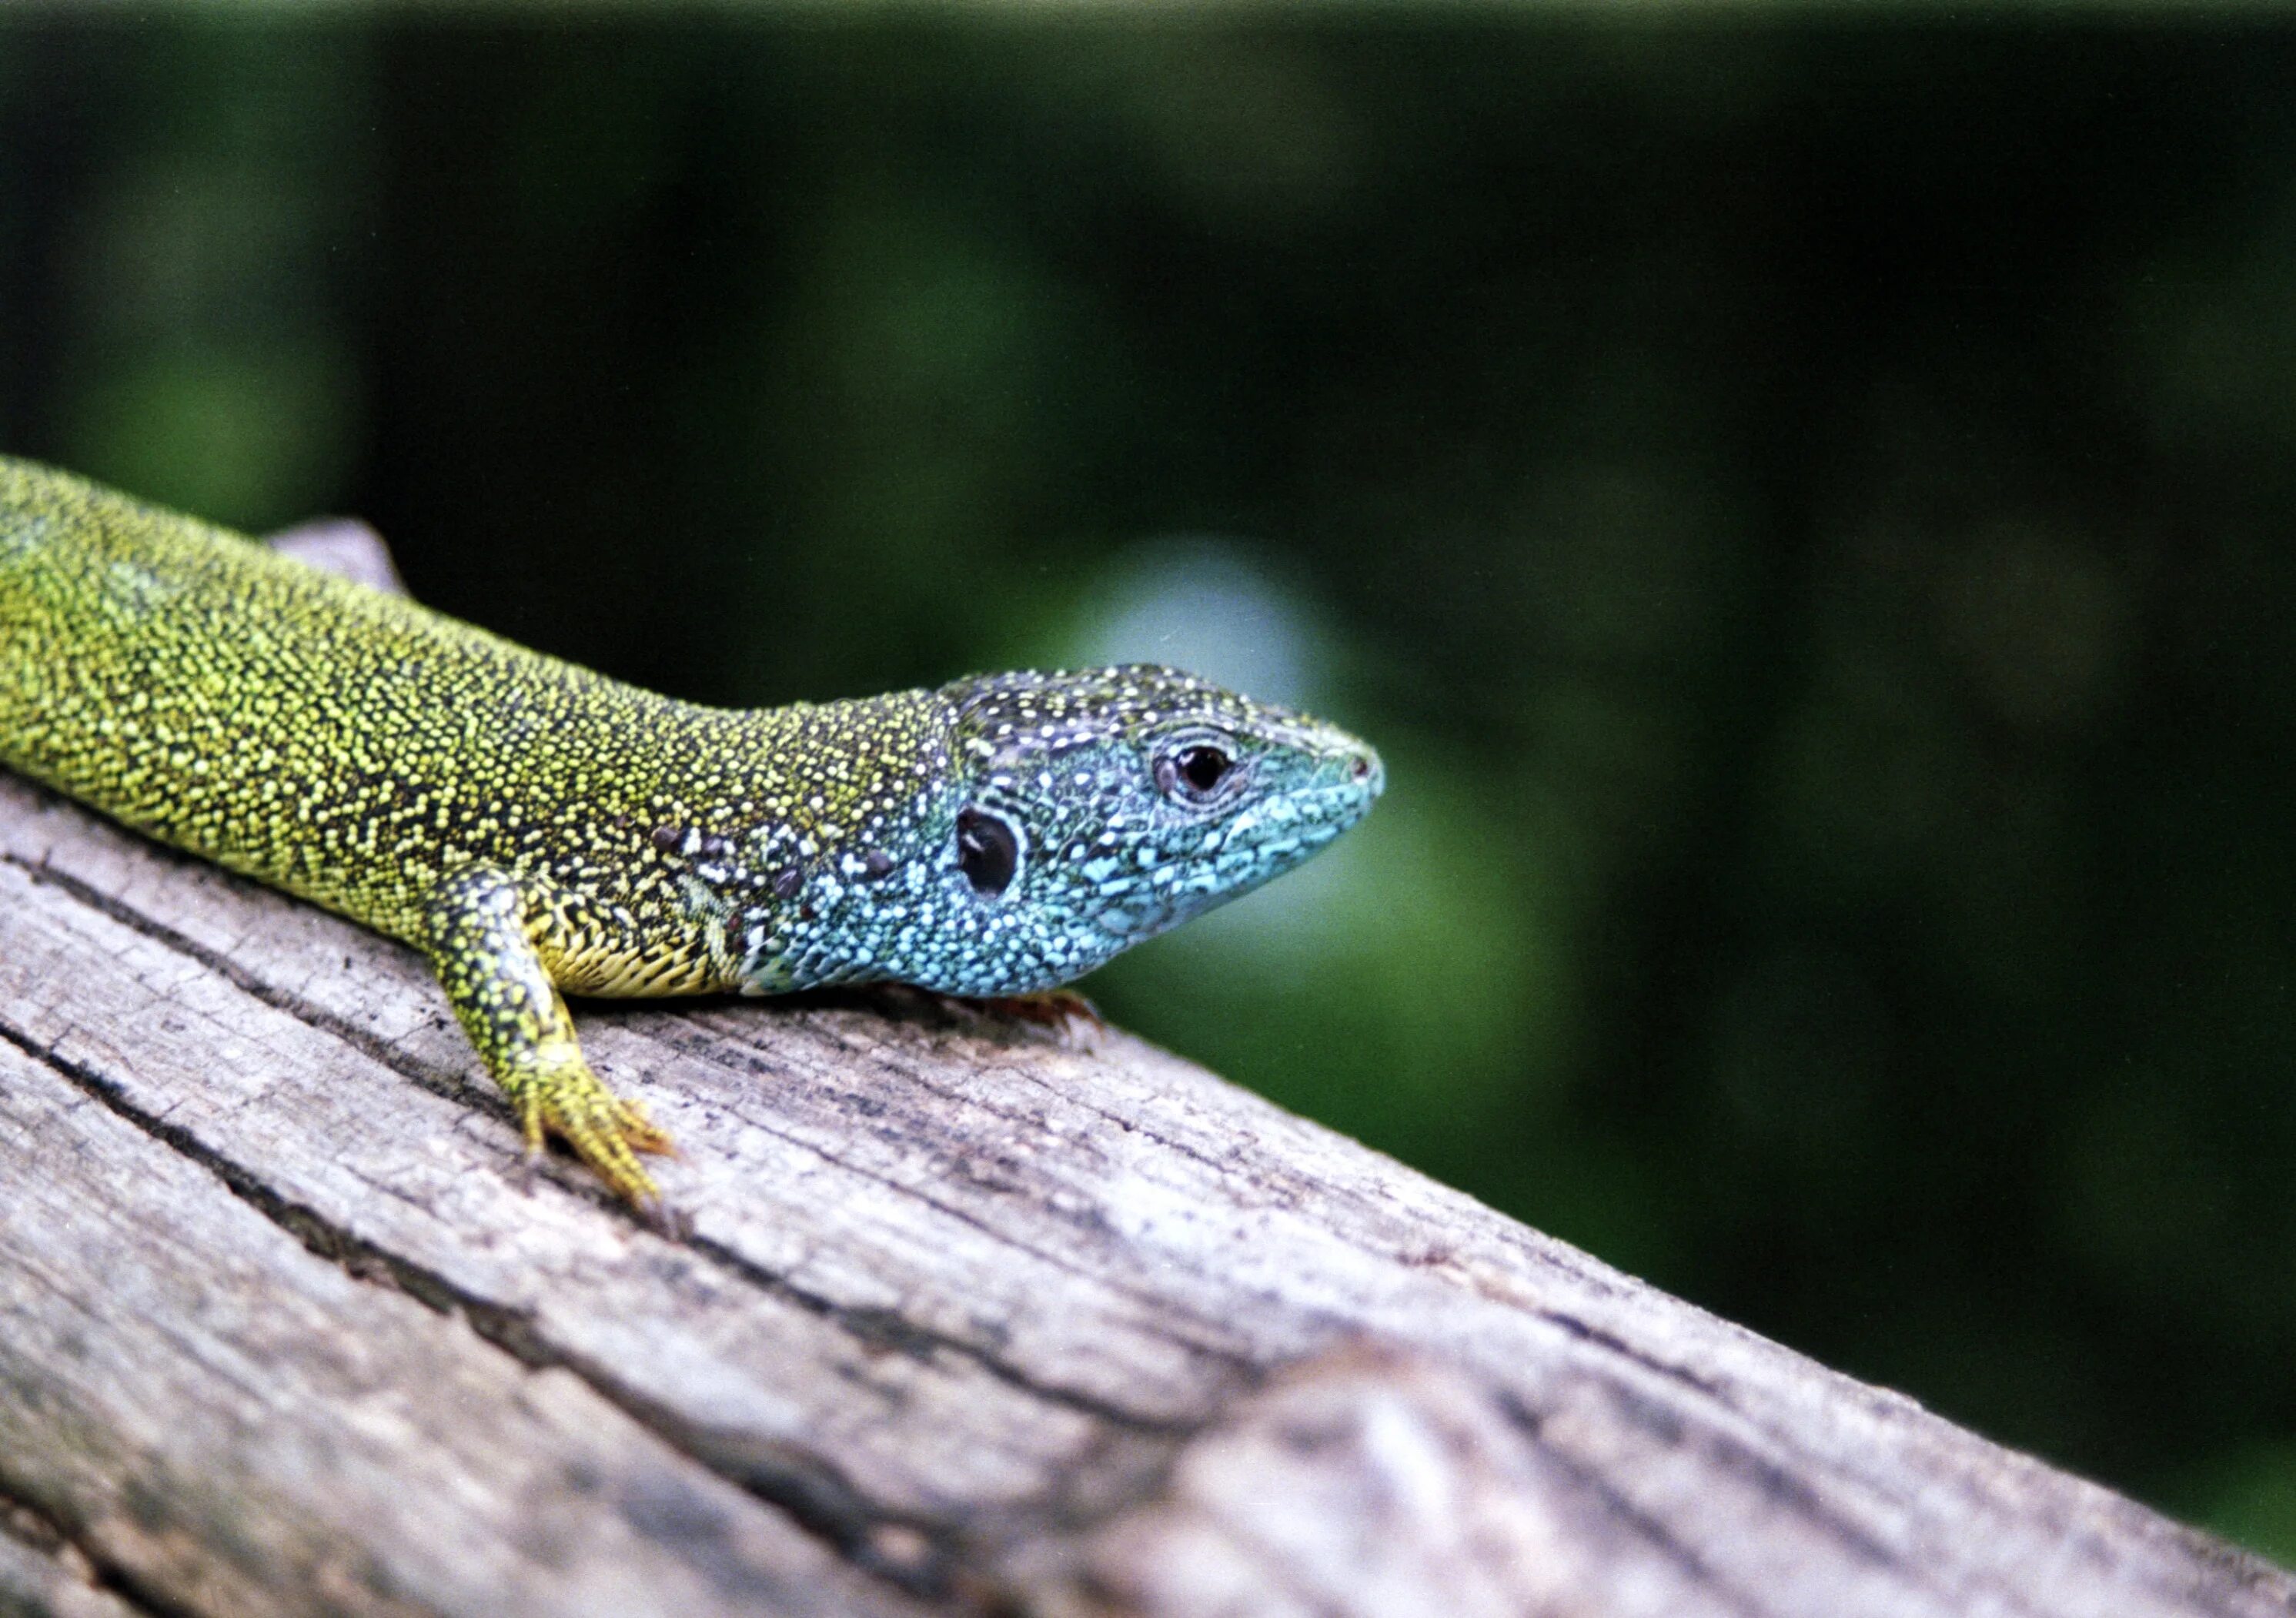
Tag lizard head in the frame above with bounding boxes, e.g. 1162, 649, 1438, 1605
900, 664, 1382, 995
720, 666, 1380, 998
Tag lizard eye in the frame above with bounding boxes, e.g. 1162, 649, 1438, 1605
957, 808, 1019, 898
1158, 742, 1236, 804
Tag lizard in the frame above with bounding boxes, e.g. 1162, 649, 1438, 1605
0, 456, 1384, 1208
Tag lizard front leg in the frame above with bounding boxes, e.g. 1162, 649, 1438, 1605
423, 865, 674, 1206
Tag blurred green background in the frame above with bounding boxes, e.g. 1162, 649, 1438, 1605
7, 5, 2296, 1561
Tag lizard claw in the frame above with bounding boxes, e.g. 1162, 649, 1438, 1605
507, 1058, 673, 1208
981, 989, 1105, 1048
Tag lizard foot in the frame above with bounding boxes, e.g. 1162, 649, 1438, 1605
981, 989, 1106, 1048
507, 1050, 677, 1209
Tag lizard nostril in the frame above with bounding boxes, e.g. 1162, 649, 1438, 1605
1351, 756, 1371, 781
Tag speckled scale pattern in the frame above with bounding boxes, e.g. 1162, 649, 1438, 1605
0, 460, 943, 974
0, 456, 1383, 1205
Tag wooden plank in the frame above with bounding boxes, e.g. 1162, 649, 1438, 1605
1, 770, 2288, 1616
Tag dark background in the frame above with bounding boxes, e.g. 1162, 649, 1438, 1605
6, 12, 2296, 1560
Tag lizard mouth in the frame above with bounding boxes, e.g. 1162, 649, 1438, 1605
1086, 787, 1374, 948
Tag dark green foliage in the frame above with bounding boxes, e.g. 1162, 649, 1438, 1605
5, 9, 2295, 1560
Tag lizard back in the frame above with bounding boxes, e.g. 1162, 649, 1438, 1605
0, 456, 936, 988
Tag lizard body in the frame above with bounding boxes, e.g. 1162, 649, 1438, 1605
0, 457, 1382, 1205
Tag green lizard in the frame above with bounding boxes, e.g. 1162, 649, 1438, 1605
0, 457, 1382, 1207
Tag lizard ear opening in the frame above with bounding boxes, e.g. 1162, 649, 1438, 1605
957, 808, 1020, 898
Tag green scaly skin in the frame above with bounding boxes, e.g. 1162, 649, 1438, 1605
0, 457, 1383, 1207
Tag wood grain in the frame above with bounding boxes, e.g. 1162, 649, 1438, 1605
2, 632, 2289, 1616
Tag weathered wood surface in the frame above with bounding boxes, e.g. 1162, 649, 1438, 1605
2, 707, 2291, 1613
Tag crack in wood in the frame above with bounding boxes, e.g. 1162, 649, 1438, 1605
1492, 1389, 1770, 1618
3, 847, 523, 1125
1530, 1305, 1730, 1402
678, 1227, 1215, 1442
1591, 1373, 1911, 1575
0, 1471, 179, 1618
